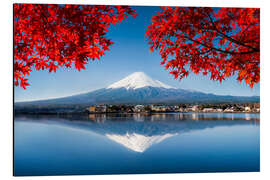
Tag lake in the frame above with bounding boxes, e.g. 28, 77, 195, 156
14, 113, 260, 176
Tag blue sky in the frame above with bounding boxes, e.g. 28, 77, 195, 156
14, 6, 260, 102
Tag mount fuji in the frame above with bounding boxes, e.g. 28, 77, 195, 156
16, 72, 259, 106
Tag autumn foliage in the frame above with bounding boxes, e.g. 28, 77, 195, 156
14, 5, 260, 89
146, 7, 260, 87
14, 4, 137, 89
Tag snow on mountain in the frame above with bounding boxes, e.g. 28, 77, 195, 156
14, 71, 259, 106
107, 72, 175, 90
106, 132, 177, 152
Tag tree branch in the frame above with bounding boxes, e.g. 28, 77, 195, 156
205, 12, 259, 52
181, 34, 257, 55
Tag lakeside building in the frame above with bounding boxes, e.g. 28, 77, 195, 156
151, 105, 167, 112
88, 106, 96, 113
179, 107, 184, 112
170, 105, 180, 112
191, 105, 199, 112
245, 106, 251, 112
87, 105, 107, 113
224, 107, 235, 112
97, 105, 107, 112
134, 105, 145, 112
203, 108, 215, 112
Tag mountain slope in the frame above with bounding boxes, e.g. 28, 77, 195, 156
15, 72, 259, 106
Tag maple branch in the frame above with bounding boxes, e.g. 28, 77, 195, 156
181, 34, 257, 55
205, 12, 259, 52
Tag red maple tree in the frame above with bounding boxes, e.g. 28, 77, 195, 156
14, 4, 137, 89
146, 7, 260, 87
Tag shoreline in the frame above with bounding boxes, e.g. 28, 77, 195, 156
14, 111, 260, 116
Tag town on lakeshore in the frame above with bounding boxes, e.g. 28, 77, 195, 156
14, 103, 260, 115
86, 103, 260, 114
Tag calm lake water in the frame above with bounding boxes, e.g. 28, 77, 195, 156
14, 113, 260, 176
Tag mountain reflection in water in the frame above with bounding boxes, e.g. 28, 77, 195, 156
14, 113, 259, 176
15, 113, 259, 153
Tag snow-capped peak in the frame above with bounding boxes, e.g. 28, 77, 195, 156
106, 133, 177, 152
107, 72, 175, 90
